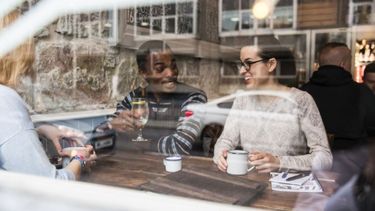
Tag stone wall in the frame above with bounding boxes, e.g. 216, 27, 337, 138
18, 11, 142, 114
18, 7, 223, 114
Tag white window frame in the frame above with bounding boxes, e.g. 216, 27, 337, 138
219, 0, 298, 37
108, 7, 119, 46
349, 0, 375, 26
133, 0, 197, 41
220, 30, 310, 81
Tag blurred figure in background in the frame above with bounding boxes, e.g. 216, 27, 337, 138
214, 37, 332, 173
0, 10, 96, 180
325, 143, 375, 211
363, 61, 375, 95
301, 42, 375, 184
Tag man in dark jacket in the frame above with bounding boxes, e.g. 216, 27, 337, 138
301, 42, 375, 150
301, 42, 375, 184
97, 40, 207, 156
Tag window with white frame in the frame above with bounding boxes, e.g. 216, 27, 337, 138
350, 0, 375, 25
220, 0, 296, 36
220, 33, 308, 87
126, 0, 197, 39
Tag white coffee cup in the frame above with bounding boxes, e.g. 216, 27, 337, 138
163, 156, 182, 172
62, 147, 87, 168
226, 150, 254, 175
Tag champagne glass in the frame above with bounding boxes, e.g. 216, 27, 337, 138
131, 98, 149, 142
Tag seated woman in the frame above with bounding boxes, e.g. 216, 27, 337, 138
214, 38, 332, 173
0, 10, 95, 180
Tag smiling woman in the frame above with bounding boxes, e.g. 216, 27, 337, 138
214, 37, 333, 173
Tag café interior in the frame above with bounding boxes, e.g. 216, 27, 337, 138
1, 0, 375, 210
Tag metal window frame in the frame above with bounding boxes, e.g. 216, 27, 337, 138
219, 0, 298, 37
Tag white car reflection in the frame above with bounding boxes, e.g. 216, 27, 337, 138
186, 92, 239, 156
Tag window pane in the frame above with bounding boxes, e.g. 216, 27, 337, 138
222, 11, 239, 32
165, 18, 175, 33
151, 5, 163, 17
178, 1, 193, 15
353, 5, 372, 25
241, 12, 253, 29
136, 6, 150, 19
178, 16, 193, 34
152, 19, 162, 34
257, 18, 270, 28
273, 6, 293, 28
136, 18, 150, 36
165, 3, 176, 15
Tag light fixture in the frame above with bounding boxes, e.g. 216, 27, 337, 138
252, 0, 279, 20
230, 17, 239, 22
140, 22, 149, 26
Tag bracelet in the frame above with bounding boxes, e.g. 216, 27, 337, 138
70, 155, 86, 168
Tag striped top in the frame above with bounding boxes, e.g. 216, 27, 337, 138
113, 82, 207, 156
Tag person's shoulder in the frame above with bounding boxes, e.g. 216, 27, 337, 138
290, 87, 315, 105
0, 84, 20, 98
0, 85, 26, 107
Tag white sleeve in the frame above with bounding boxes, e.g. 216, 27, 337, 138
0, 129, 75, 180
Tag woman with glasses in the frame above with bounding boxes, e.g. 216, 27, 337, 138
213, 37, 332, 173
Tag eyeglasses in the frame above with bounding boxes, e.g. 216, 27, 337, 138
236, 59, 266, 71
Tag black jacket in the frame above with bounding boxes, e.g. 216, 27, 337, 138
301, 65, 375, 150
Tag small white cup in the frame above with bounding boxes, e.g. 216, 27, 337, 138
163, 156, 182, 172
62, 147, 87, 168
226, 150, 253, 175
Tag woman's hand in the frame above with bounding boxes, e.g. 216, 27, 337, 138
76, 145, 97, 171
249, 151, 280, 173
37, 124, 87, 156
109, 110, 141, 132
216, 149, 228, 172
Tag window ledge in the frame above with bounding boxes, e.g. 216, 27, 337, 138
31, 109, 115, 123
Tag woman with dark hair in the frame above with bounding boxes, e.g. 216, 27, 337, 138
214, 38, 332, 173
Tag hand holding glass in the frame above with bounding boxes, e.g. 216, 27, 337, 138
131, 98, 149, 142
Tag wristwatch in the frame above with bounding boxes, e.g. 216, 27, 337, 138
70, 155, 86, 168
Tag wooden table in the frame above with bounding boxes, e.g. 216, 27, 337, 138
83, 150, 335, 210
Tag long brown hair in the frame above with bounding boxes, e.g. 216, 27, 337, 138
0, 10, 34, 87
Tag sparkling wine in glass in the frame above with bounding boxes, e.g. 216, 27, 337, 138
131, 98, 149, 142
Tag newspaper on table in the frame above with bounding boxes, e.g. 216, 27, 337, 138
269, 172, 323, 192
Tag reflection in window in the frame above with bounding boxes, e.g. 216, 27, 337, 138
221, 0, 295, 34
352, 0, 373, 25
134, 0, 196, 37
271, 0, 294, 29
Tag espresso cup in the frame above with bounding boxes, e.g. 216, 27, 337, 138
163, 156, 182, 172
226, 150, 253, 175
62, 147, 87, 168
